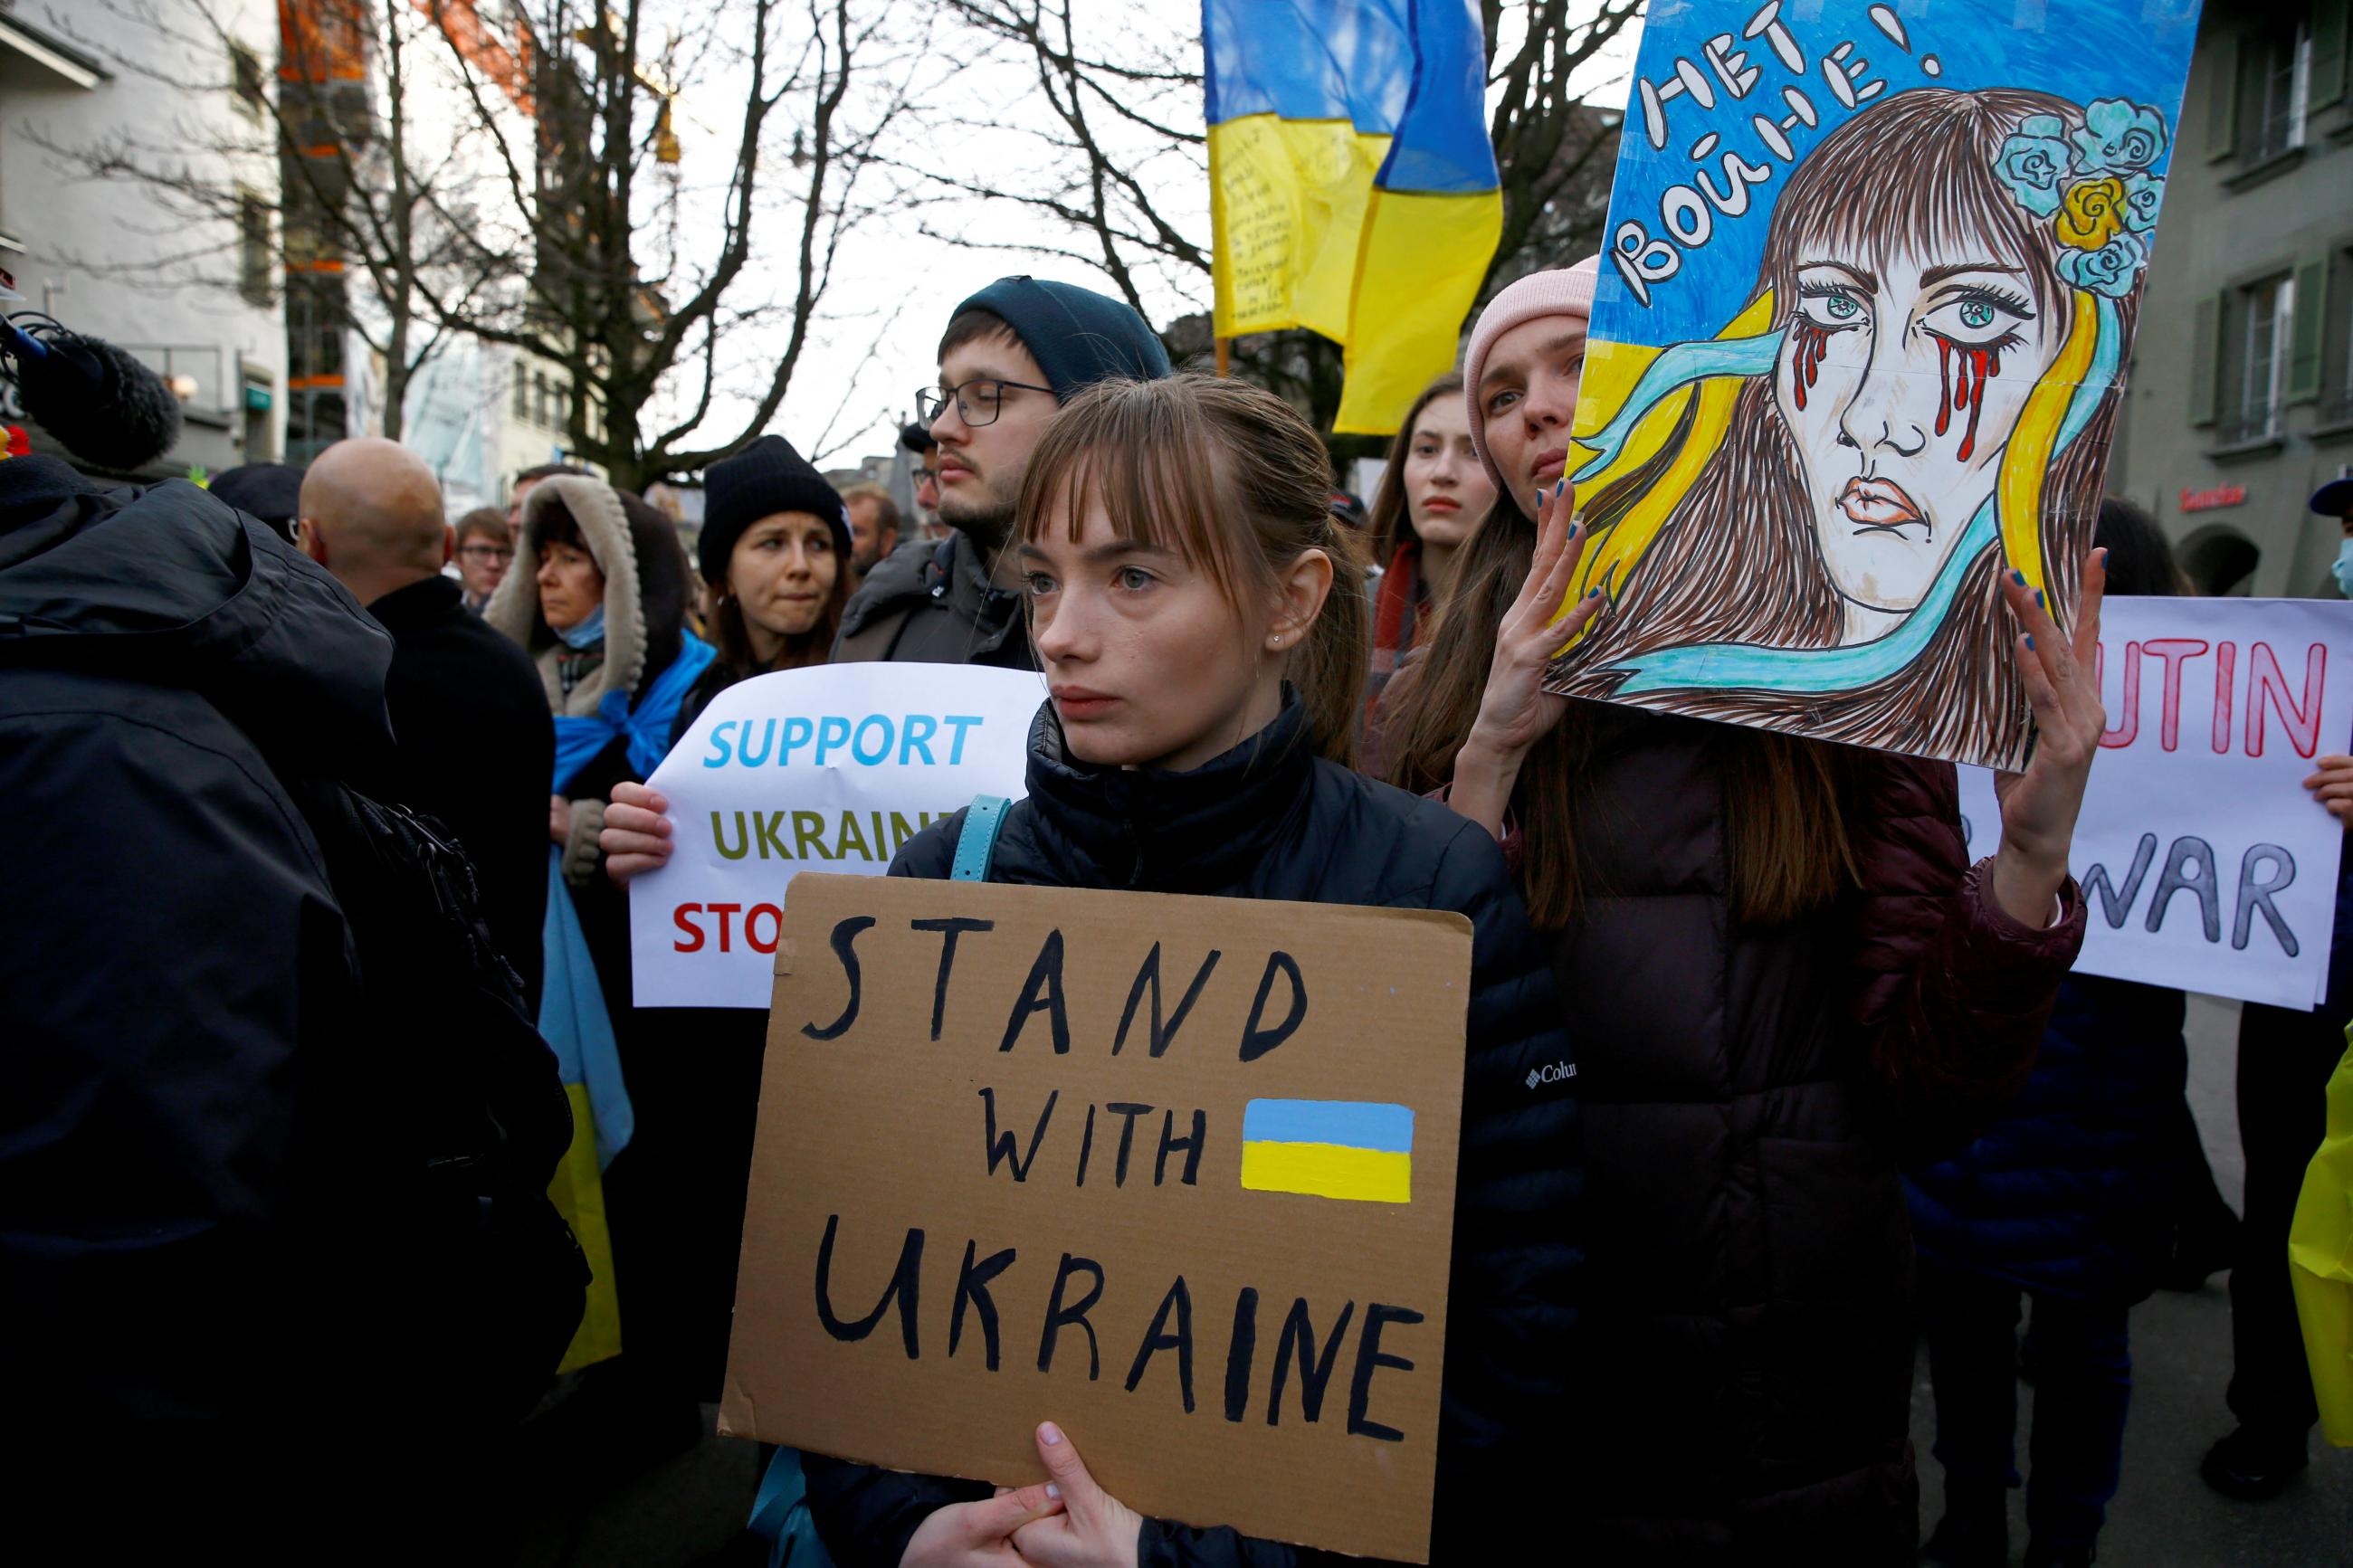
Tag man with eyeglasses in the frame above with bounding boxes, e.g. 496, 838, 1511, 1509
453, 506, 516, 613
833, 276, 1172, 666
900, 421, 949, 543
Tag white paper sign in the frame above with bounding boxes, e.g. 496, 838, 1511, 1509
1959, 598, 2353, 1010
629, 662, 1040, 1007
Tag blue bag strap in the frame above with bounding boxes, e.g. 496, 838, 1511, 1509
950, 794, 1011, 883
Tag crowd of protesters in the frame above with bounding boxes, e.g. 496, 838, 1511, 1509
7, 227, 2353, 1568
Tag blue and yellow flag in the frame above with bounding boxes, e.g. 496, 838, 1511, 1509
1240, 1098, 1415, 1203
539, 847, 632, 1373
1203, 0, 1501, 432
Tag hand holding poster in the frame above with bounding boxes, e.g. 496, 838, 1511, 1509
720, 874, 1472, 1563
627, 663, 1040, 1007
1550, 0, 2203, 770
1958, 597, 2353, 1009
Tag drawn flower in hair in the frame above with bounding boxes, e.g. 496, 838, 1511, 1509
2120, 171, 2164, 233
2072, 99, 2169, 176
2055, 176, 2129, 251
2055, 229, 2149, 299
1995, 120, 2072, 217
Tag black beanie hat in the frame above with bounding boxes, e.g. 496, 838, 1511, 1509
209, 461, 306, 527
698, 435, 847, 584
948, 276, 1173, 401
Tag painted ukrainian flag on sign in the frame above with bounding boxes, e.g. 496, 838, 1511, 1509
1204, 0, 1502, 433
1240, 1098, 1415, 1203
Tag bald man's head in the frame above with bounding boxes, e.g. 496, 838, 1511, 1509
298, 438, 449, 600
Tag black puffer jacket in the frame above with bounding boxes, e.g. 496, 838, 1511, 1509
0, 458, 395, 1427
805, 692, 1579, 1567
1552, 707, 2083, 1563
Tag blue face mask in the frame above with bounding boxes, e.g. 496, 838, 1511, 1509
2334, 539, 2353, 599
557, 603, 606, 650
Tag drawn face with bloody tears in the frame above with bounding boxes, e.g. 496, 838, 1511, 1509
1778, 241, 2065, 637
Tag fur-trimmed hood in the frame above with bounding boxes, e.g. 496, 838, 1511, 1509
486, 475, 692, 717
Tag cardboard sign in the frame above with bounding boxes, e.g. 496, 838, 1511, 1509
719, 874, 1472, 1563
627, 663, 1040, 1007
1959, 597, 2353, 1010
1547, 0, 2203, 772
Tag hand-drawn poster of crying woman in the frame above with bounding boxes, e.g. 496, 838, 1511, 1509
1549, 0, 2202, 771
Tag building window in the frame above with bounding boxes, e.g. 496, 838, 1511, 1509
286, 389, 348, 466
2320, 246, 2353, 425
532, 370, 551, 428
231, 43, 265, 116
238, 193, 272, 306
511, 363, 531, 422
285, 275, 346, 384
2241, 18, 2310, 163
2220, 273, 2295, 443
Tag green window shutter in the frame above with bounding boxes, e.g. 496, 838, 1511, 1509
2205, 32, 2241, 162
2189, 291, 2222, 426
2314, 0, 2350, 111
2288, 252, 2329, 404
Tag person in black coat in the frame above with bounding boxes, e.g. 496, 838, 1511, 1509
1903, 500, 2198, 1568
598, 437, 854, 1411
295, 437, 552, 1010
1905, 977, 2186, 1568
0, 454, 497, 1554
801, 375, 1579, 1568
1, 453, 393, 1419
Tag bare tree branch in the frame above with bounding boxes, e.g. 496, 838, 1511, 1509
927, 0, 1628, 436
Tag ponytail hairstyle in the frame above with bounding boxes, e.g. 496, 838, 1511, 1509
1016, 374, 1369, 767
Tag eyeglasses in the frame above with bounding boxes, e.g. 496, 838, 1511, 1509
459, 544, 515, 563
917, 376, 1053, 429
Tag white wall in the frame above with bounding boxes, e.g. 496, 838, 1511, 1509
2, 0, 286, 474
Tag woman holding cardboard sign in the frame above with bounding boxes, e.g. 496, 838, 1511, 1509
1379, 256, 2095, 1560
794, 374, 1581, 1567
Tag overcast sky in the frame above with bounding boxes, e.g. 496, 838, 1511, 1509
655, 1, 1643, 469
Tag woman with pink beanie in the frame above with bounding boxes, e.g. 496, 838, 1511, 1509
1379, 261, 2091, 1563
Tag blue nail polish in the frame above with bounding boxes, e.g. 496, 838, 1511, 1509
2012, 569, 2026, 585
1555, 479, 1567, 498
1587, 586, 1600, 597
2024, 633, 2035, 650
2035, 588, 2045, 607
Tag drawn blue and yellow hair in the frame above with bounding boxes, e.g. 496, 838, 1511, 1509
1548, 88, 2164, 770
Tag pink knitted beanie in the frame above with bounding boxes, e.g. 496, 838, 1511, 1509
1462, 256, 1600, 495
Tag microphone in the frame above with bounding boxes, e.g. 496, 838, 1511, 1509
0, 314, 184, 473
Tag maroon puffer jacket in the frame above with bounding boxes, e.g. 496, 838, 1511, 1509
1545, 707, 2082, 1565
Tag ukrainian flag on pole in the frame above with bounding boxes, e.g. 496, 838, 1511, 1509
1204, 0, 1501, 433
